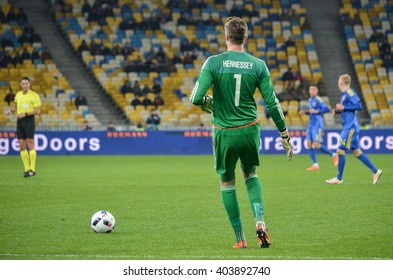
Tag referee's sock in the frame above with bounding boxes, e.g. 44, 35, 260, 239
20, 149, 30, 172
29, 149, 37, 172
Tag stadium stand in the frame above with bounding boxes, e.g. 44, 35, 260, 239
0, 1, 100, 129
52, 0, 329, 129
340, 0, 393, 126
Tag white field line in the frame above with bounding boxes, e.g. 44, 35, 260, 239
0, 253, 390, 260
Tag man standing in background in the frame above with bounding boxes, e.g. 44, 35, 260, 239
6, 77, 41, 177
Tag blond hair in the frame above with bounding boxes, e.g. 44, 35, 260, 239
339, 74, 351, 85
224, 17, 248, 45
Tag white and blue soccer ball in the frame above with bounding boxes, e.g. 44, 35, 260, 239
91, 210, 116, 233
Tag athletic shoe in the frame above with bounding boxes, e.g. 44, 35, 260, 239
29, 170, 36, 177
306, 165, 320, 171
233, 240, 247, 249
373, 169, 382, 185
332, 153, 339, 167
325, 177, 343, 184
256, 222, 271, 248
24, 171, 30, 178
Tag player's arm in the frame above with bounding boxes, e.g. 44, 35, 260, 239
30, 94, 41, 116
258, 63, 293, 160
258, 68, 286, 131
342, 96, 362, 111
28, 105, 41, 116
335, 94, 362, 112
311, 99, 330, 114
190, 57, 214, 113
319, 102, 331, 114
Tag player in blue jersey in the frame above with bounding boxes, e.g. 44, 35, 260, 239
326, 74, 382, 185
299, 84, 338, 171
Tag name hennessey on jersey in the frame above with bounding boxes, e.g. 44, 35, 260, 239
222, 60, 253, 69
191, 50, 286, 129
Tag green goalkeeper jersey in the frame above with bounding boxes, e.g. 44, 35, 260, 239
190, 50, 286, 130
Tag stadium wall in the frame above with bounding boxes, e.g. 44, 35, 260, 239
1, 129, 393, 155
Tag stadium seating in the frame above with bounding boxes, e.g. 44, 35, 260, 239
53, 0, 327, 128
0, 1, 100, 129
340, 0, 393, 126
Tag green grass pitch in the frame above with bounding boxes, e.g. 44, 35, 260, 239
0, 154, 392, 260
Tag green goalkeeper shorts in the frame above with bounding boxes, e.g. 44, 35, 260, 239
213, 122, 260, 182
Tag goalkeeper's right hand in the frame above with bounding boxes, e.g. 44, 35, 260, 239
279, 128, 293, 161
200, 95, 213, 114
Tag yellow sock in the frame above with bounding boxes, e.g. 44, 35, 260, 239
20, 149, 30, 172
29, 149, 37, 172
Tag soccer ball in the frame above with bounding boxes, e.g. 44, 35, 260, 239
91, 210, 116, 233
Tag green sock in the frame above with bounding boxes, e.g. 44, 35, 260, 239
20, 149, 30, 172
245, 174, 264, 224
220, 186, 245, 242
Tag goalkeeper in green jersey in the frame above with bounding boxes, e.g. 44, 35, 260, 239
190, 17, 293, 248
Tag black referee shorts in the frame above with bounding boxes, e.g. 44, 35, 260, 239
17, 115, 35, 139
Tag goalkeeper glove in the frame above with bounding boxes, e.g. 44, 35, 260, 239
279, 128, 293, 161
200, 95, 213, 114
